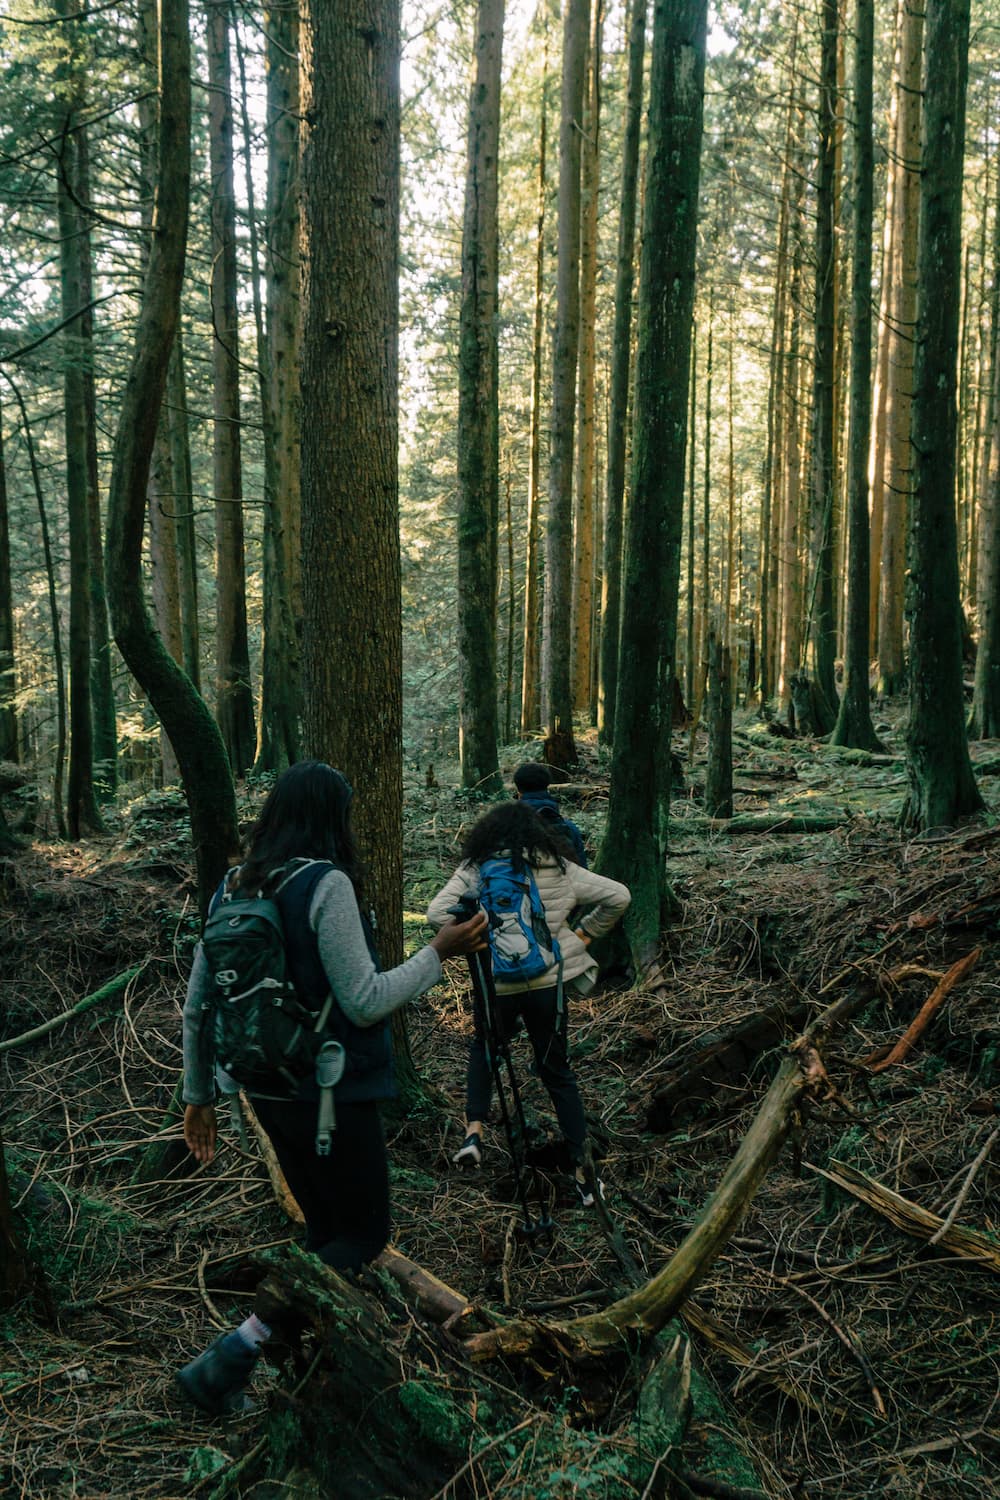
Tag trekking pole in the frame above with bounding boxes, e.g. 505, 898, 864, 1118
451, 899, 554, 1242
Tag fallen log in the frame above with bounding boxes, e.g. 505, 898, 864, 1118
463, 1035, 832, 1364
805, 1159, 1000, 1273
672, 813, 847, 835
646, 1003, 803, 1129
0, 965, 144, 1054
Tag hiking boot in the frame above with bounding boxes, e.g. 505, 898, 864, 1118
176, 1332, 259, 1416
452, 1132, 483, 1170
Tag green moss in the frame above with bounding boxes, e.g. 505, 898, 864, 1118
397, 1378, 465, 1455
17, 1179, 145, 1297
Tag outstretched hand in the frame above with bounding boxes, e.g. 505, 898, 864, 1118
430, 909, 489, 960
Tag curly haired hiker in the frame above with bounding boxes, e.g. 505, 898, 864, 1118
427, 801, 629, 1205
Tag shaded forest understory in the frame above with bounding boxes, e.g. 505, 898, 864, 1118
1, 709, 998, 1499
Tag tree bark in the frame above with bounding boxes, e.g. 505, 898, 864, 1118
704, 634, 732, 819
457, 0, 503, 793
601, 0, 707, 967
542, 0, 588, 768
208, 0, 256, 776
806, 0, 839, 732
166, 337, 200, 691
598, 0, 645, 745
300, 0, 403, 965
831, 0, 883, 751
878, 0, 923, 697
105, 0, 239, 914
969, 145, 1000, 738
0, 388, 16, 764
572, 0, 602, 714
902, 0, 982, 830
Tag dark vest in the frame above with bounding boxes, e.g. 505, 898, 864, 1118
212, 861, 395, 1104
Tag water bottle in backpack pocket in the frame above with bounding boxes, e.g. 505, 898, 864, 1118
478, 856, 561, 986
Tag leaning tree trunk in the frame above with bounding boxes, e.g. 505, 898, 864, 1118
832, 0, 883, 751
902, 0, 982, 829
600, 0, 708, 968
105, 0, 239, 914
598, 0, 645, 746
456, 0, 503, 793
542, 0, 588, 771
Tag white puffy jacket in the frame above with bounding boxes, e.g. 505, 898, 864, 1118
427, 854, 631, 994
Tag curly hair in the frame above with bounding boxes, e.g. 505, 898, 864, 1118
459, 801, 571, 873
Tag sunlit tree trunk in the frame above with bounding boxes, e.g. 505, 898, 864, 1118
598, 0, 645, 745
519, 30, 549, 737
902, 0, 982, 829
208, 0, 256, 775
601, 0, 707, 967
832, 0, 882, 750
969, 158, 1000, 738
543, 0, 588, 768
457, 0, 503, 792
252, 1, 302, 772
806, 0, 838, 731
572, 0, 602, 713
878, 0, 923, 697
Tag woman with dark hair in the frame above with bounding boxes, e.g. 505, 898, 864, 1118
176, 761, 486, 1414
427, 801, 629, 1200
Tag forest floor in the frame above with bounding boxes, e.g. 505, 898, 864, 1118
1, 705, 998, 1499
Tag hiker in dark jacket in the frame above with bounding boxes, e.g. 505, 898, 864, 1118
176, 761, 486, 1415
427, 802, 629, 1204
512, 761, 588, 867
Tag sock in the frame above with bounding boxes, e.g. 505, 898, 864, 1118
233, 1314, 271, 1351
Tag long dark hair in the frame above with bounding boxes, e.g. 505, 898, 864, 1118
460, 801, 570, 874
237, 761, 365, 898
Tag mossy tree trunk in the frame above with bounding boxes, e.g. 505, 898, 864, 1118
105, 0, 239, 915
542, 0, 588, 770
600, 0, 708, 968
832, 0, 884, 752
902, 0, 982, 830
456, 0, 503, 794
598, 0, 645, 747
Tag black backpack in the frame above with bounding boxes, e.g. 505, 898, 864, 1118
201, 862, 345, 1152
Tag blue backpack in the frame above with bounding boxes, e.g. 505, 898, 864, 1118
478, 856, 561, 985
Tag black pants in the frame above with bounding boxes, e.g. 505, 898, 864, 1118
465, 984, 587, 1161
250, 1096, 390, 1273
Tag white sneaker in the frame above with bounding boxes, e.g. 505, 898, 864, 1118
452, 1133, 482, 1169
575, 1174, 604, 1208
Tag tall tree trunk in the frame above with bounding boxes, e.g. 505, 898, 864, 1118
806, 0, 839, 731
543, 0, 588, 769
572, 0, 602, 712
878, 0, 923, 696
778, 134, 806, 711
685, 324, 697, 705
4, 375, 67, 835
208, 0, 256, 775
300, 1, 402, 940
902, 0, 982, 829
167, 337, 200, 690
519, 22, 550, 737
0, 390, 17, 764
601, 0, 707, 968
147, 424, 184, 782
969, 151, 1000, 738
106, 0, 239, 914
832, 0, 882, 750
598, 0, 645, 745
251, 0, 302, 773
76, 126, 117, 800
457, 0, 503, 792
